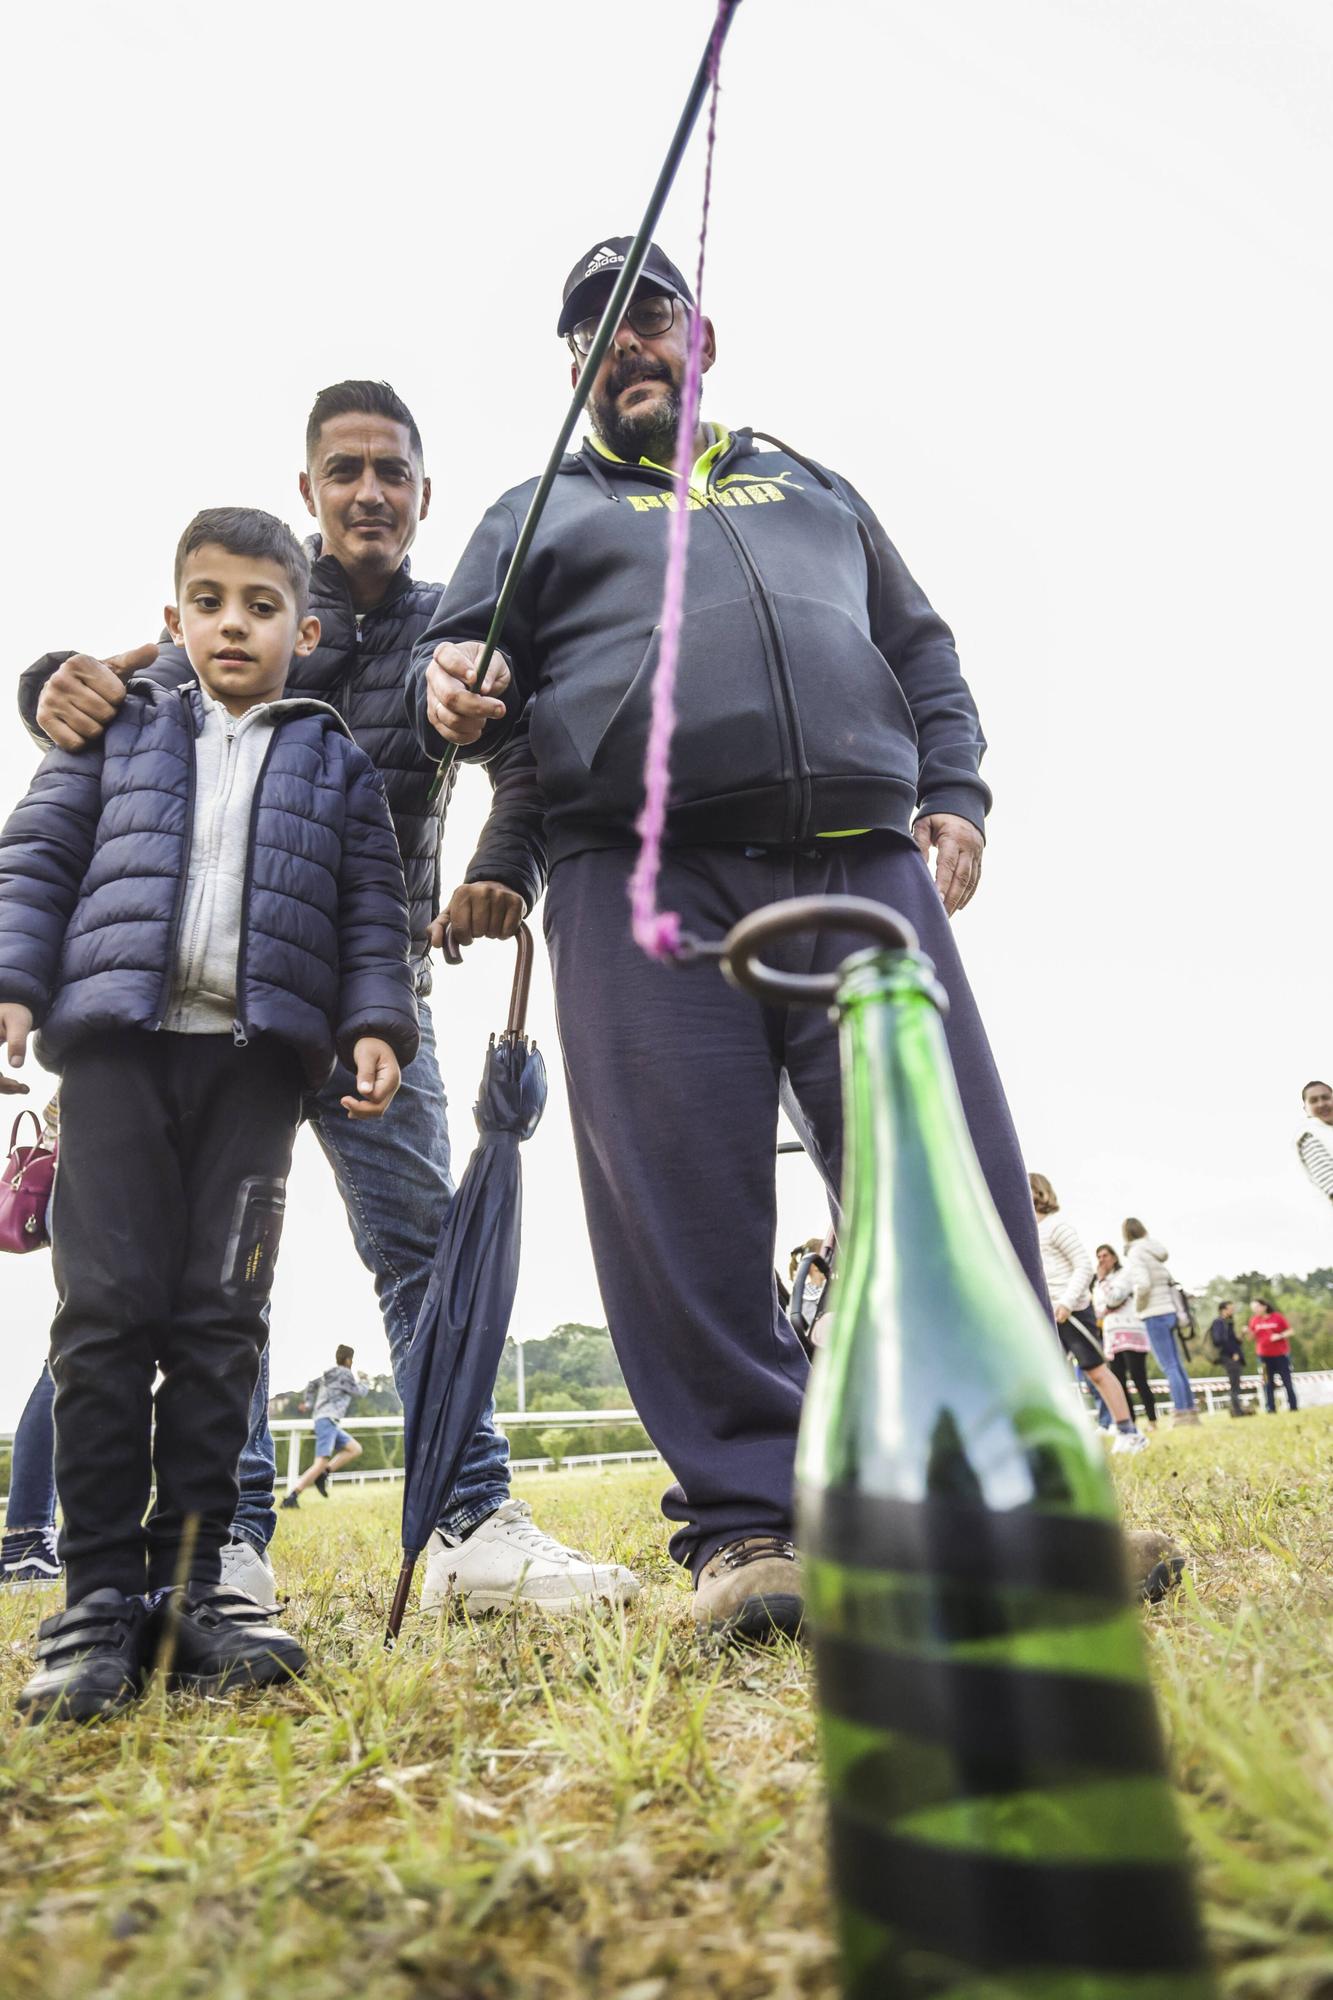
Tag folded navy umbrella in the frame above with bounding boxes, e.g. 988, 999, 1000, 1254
386, 926, 547, 1642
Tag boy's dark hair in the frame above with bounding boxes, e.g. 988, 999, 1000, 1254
174, 506, 311, 613
1302, 1080, 1330, 1097
306, 379, 423, 466
335, 1344, 355, 1367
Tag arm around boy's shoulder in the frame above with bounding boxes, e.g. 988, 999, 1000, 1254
19, 642, 191, 750
334, 743, 420, 1072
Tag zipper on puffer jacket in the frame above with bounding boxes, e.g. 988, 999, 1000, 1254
230, 732, 281, 1049
150, 702, 199, 1032
177, 712, 240, 1007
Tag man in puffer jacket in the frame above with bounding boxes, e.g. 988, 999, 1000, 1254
1122, 1217, 1199, 1422
19, 381, 630, 1618
0, 509, 418, 1722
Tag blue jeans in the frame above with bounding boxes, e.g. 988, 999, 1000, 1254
230, 999, 511, 1550
1144, 1313, 1196, 1411
5, 1363, 56, 1531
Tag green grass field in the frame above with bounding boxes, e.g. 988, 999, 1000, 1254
2, 1410, 1332, 1999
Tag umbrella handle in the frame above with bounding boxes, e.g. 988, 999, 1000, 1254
506, 924, 534, 1038
439, 923, 534, 1042
385, 1551, 419, 1647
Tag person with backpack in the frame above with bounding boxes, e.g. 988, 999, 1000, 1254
1247, 1298, 1299, 1413
1206, 1301, 1250, 1417
1122, 1218, 1199, 1423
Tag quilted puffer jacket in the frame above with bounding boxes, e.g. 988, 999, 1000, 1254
18, 541, 547, 986
0, 680, 419, 1088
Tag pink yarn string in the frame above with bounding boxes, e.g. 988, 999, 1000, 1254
628, 0, 731, 960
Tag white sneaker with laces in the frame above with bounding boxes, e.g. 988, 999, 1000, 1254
218, 1538, 280, 1613
420, 1499, 641, 1614
1112, 1429, 1150, 1455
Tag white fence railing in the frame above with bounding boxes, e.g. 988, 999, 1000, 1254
1134, 1370, 1333, 1416
267, 1409, 646, 1490
7, 1380, 1333, 1507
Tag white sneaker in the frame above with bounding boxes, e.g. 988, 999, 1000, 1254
420, 1499, 641, 1615
1112, 1430, 1150, 1455
219, 1538, 280, 1613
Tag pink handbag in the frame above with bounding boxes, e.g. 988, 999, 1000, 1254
0, 1109, 56, 1253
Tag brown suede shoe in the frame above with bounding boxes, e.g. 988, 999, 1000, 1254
1126, 1529, 1186, 1604
693, 1536, 803, 1643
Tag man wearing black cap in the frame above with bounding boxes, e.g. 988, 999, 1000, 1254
409, 238, 1045, 1640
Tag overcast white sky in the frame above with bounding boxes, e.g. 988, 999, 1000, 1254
1, 0, 1330, 1425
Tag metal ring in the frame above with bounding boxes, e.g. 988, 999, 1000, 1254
721, 895, 918, 1006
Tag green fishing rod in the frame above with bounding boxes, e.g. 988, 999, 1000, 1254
427, 0, 742, 805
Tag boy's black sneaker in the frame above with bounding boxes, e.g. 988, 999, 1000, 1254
16, 1588, 148, 1724
313, 1471, 330, 1497
280, 1492, 299, 1510
149, 1583, 307, 1693
2, 1527, 63, 1587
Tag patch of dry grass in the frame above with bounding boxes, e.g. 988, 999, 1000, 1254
2, 1412, 1332, 1998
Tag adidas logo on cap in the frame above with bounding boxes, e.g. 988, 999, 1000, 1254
585, 244, 624, 277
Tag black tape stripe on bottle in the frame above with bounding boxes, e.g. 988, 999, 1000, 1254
813, 1630, 1164, 1771
829, 1808, 1208, 1973
800, 1487, 1130, 1600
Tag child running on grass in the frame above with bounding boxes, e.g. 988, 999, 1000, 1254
0, 508, 418, 1722
282, 1344, 364, 1505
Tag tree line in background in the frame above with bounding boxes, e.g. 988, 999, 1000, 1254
13, 1283, 1326, 1494
265, 1274, 1333, 1478
1186, 1268, 1333, 1372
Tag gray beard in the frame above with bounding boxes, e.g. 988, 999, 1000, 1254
593, 385, 682, 467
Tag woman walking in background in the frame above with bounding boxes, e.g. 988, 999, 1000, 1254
1093, 1245, 1157, 1429
1122, 1217, 1199, 1424
1030, 1176, 1147, 1452
1248, 1297, 1299, 1413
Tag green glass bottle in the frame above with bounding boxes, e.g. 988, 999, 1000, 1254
797, 943, 1213, 2000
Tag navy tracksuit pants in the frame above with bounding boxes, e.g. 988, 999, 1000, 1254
544, 831, 1044, 1576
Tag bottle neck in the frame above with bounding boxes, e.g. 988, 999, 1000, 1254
836, 954, 1020, 1303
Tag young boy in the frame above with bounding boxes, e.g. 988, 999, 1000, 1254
282, 1344, 364, 1505
0, 507, 419, 1722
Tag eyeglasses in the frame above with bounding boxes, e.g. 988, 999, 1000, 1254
570, 293, 679, 358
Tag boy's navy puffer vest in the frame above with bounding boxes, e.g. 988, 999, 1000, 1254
0, 681, 419, 1088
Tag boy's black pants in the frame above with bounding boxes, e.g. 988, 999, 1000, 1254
50, 1032, 302, 1603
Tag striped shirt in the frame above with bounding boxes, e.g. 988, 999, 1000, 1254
1297, 1121, 1333, 1198
1037, 1214, 1094, 1314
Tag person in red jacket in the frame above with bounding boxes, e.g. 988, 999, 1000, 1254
1247, 1297, 1298, 1413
